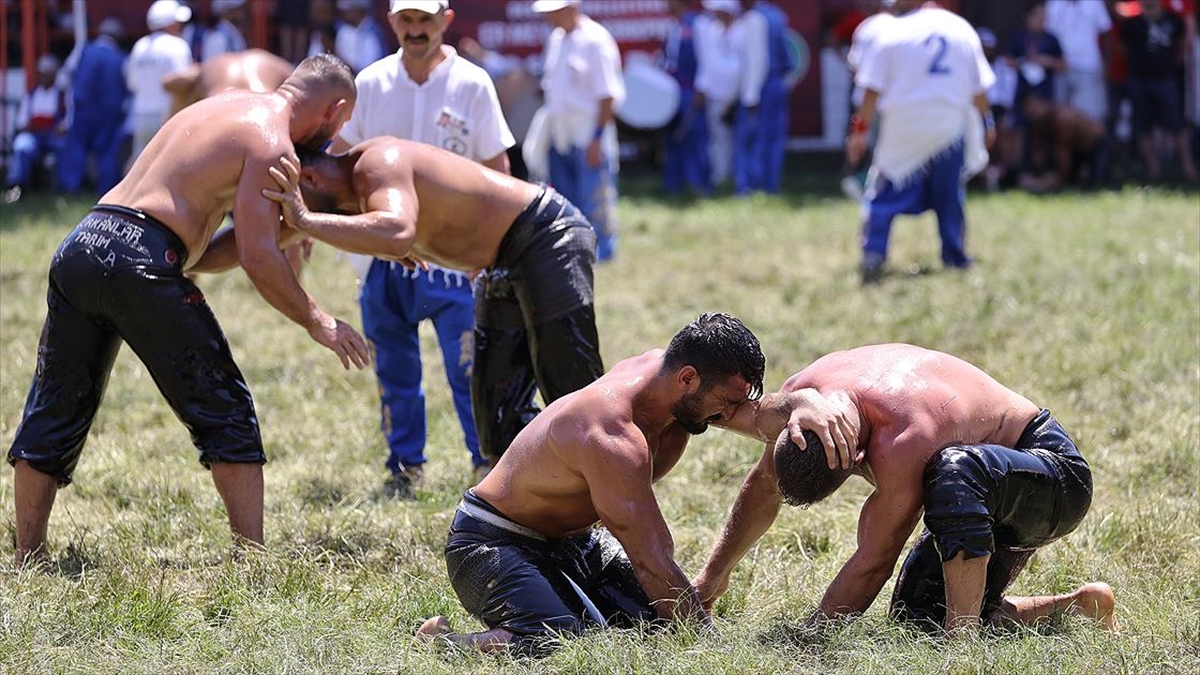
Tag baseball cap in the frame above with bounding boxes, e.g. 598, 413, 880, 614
531, 0, 580, 13
390, 0, 449, 12
702, 0, 740, 14
146, 0, 192, 31
37, 54, 60, 75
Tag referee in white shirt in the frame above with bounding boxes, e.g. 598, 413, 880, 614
333, 0, 513, 495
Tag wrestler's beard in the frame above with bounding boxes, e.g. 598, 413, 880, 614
673, 390, 719, 436
298, 120, 339, 152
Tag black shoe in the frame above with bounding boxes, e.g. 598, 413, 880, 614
382, 465, 423, 500
860, 259, 884, 285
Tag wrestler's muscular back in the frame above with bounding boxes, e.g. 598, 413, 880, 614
781, 344, 1042, 467
103, 90, 289, 268
351, 138, 539, 272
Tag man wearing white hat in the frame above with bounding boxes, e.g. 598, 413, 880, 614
3, 55, 67, 202
332, 0, 515, 495
126, 0, 193, 164
531, 0, 624, 262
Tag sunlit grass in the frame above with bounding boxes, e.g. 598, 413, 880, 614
1, 177, 1197, 673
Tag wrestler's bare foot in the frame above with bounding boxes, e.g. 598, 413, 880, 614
414, 616, 516, 653
416, 615, 453, 639
1072, 582, 1118, 632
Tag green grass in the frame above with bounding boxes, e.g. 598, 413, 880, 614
1, 179, 1198, 674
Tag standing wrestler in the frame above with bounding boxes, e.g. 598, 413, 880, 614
694, 344, 1117, 636
206, 137, 607, 465
8, 54, 367, 568
413, 313, 855, 652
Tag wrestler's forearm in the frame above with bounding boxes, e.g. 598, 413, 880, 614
813, 553, 892, 621
241, 247, 324, 329
298, 211, 412, 260
633, 559, 712, 626
697, 462, 781, 592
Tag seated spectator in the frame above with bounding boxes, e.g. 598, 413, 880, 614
4, 55, 68, 202
335, 0, 386, 73
58, 18, 129, 195
1121, 0, 1195, 182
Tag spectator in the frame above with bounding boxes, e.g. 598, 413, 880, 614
695, 0, 741, 189
1007, 2, 1068, 188
276, 0, 311, 64
662, 0, 711, 196
308, 0, 341, 58
333, 0, 514, 494
4, 55, 68, 202
59, 18, 128, 195
1121, 0, 1196, 181
532, 0, 624, 262
730, 0, 767, 196
335, 0, 387, 73
848, 0, 994, 284
978, 27, 1017, 190
1045, 0, 1112, 123
742, 0, 795, 194
127, 0, 193, 164
841, 1, 897, 200
203, 0, 249, 61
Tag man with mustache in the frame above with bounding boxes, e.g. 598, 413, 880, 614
414, 313, 856, 652
8, 54, 366, 568
330, 0, 520, 495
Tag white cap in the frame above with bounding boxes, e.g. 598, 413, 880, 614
702, 0, 740, 15
531, 0, 580, 13
146, 0, 192, 31
389, 0, 449, 13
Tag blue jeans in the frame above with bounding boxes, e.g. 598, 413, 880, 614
360, 261, 483, 473
548, 146, 618, 262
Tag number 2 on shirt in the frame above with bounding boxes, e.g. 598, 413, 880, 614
925, 34, 950, 75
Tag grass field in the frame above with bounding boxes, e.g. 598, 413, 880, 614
1, 177, 1198, 674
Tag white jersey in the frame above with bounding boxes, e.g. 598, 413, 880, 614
848, 12, 895, 107
856, 7, 995, 114
126, 31, 192, 115
542, 16, 626, 120
340, 46, 514, 163
730, 8, 768, 106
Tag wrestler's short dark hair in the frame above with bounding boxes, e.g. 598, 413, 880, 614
294, 145, 339, 168
663, 312, 765, 400
774, 430, 853, 507
286, 53, 356, 101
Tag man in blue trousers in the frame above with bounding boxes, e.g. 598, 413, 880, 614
662, 0, 710, 196
732, 0, 793, 196
753, 0, 794, 194
59, 18, 129, 195
334, 0, 514, 496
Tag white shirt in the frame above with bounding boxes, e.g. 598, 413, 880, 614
126, 31, 192, 115
857, 7, 995, 113
202, 20, 248, 61
848, 12, 895, 106
17, 85, 65, 130
541, 16, 626, 119
335, 18, 385, 74
694, 15, 741, 103
1044, 0, 1112, 74
731, 9, 768, 106
340, 46, 514, 162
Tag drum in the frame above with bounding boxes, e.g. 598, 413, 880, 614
616, 61, 681, 131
